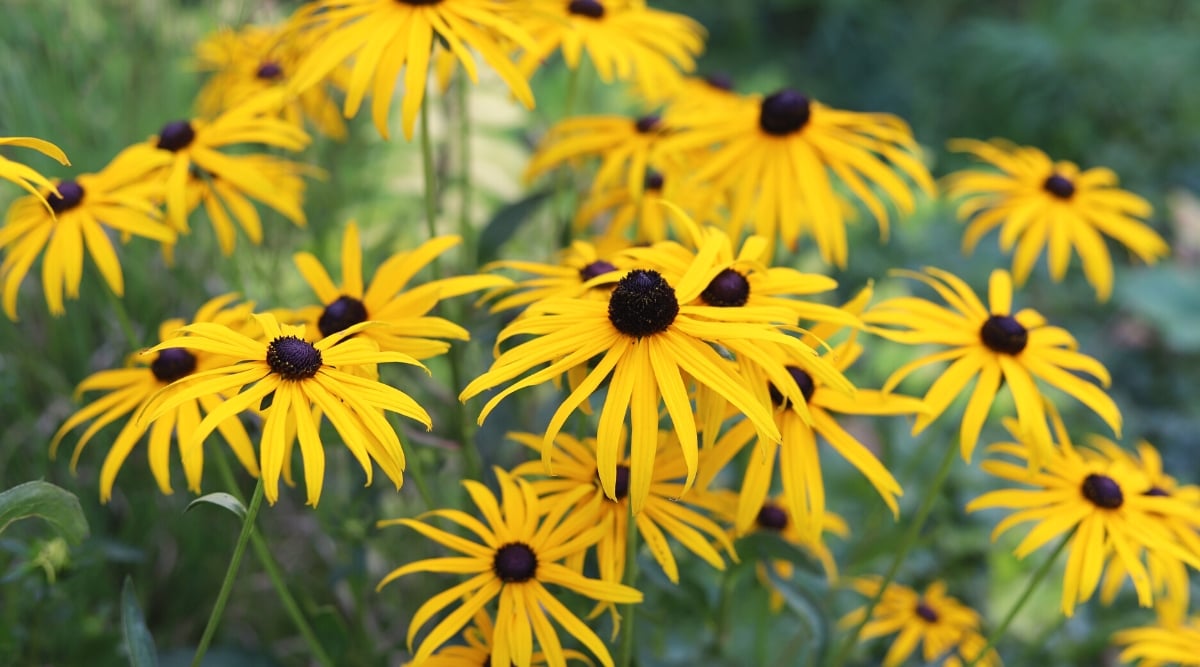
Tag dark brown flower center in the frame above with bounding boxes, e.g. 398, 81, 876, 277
1082, 473, 1124, 509
608, 269, 679, 337
768, 366, 816, 408
579, 260, 618, 282
150, 348, 197, 383
493, 542, 538, 583
1043, 174, 1075, 200
915, 601, 939, 623
643, 169, 664, 192
318, 295, 368, 338
759, 89, 811, 136
266, 336, 322, 380
396, 0, 444, 4
704, 72, 734, 91
567, 0, 604, 18
156, 120, 196, 152
608, 464, 631, 501
980, 315, 1028, 355
635, 115, 661, 134
255, 61, 284, 80
1144, 486, 1170, 497
700, 268, 750, 307
47, 180, 85, 214
756, 503, 788, 531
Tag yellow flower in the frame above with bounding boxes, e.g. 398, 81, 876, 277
866, 267, 1121, 464
138, 313, 431, 506
195, 23, 349, 139
1115, 614, 1200, 667
945, 139, 1168, 302
50, 295, 259, 501
377, 468, 642, 667
415, 607, 590, 666
516, 0, 704, 99
839, 577, 995, 667
0, 147, 176, 319
293, 221, 508, 355
967, 418, 1200, 617
120, 91, 312, 254
510, 429, 736, 585
0, 136, 70, 209
664, 88, 934, 267
481, 236, 636, 314
574, 167, 717, 244
288, 0, 535, 140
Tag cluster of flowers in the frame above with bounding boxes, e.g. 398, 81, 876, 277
0, 0, 1193, 665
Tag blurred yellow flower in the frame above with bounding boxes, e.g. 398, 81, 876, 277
0, 136, 70, 209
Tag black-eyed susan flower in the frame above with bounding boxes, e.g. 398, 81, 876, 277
461, 238, 829, 515
1115, 614, 1200, 666
967, 418, 1200, 617
120, 91, 311, 253
417, 607, 589, 667
700, 286, 916, 540
0, 136, 70, 208
511, 429, 736, 585
574, 168, 715, 244
288, 0, 535, 140
196, 23, 349, 139
138, 313, 431, 506
866, 267, 1121, 464
516, 0, 704, 102
525, 113, 677, 200
50, 295, 258, 501
945, 139, 1169, 302
377, 468, 642, 667
481, 236, 635, 314
1, 147, 176, 319
293, 221, 508, 355
839, 577, 997, 667
664, 88, 934, 267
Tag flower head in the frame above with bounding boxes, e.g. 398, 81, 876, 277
378, 468, 641, 667
481, 236, 635, 314
945, 139, 1168, 301
0, 136, 70, 210
1115, 614, 1200, 667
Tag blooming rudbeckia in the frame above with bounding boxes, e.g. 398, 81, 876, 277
945, 139, 1169, 302
377, 468, 642, 667
664, 88, 934, 266
866, 267, 1121, 464
0, 136, 70, 209
525, 113, 676, 200
418, 608, 589, 667
574, 168, 716, 244
511, 429, 736, 585
1115, 614, 1200, 666
839, 577, 996, 667
967, 418, 1200, 617
138, 313, 431, 506
288, 0, 535, 140
50, 295, 258, 501
516, 0, 704, 101
1, 147, 176, 319
293, 221, 508, 355
481, 236, 635, 314
196, 23, 350, 139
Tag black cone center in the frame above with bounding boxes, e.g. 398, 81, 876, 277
1082, 473, 1124, 509
915, 601, 939, 623
266, 336, 323, 380
756, 503, 788, 531
635, 115, 661, 133
700, 268, 750, 307
567, 0, 604, 18
256, 61, 284, 80
157, 120, 196, 152
48, 180, 85, 214
608, 269, 679, 338
579, 260, 617, 282
704, 72, 734, 91
759, 89, 811, 136
1043, 174, 1076, 199
644, 170, 664, 192
151, 348, 197, 383
769, 366, 816, 408
493, 542, 538, 582
980, 315, 1028, 355
318, 295, 368, 338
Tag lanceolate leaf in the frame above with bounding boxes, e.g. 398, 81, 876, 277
0, 480, 89, 545
121, 577, 159, 667
185, 492, 247, 520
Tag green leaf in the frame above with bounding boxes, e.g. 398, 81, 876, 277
733, 532, 825, 576
186, 493, 246, 520
0, 480, 89, 545
763, 566, 833, 665
122, 577, 159, 667
476, 189, 551, 265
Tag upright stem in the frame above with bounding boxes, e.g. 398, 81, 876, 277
964, 530, 1074, 667
552, 66, 582, 250
211, 452, 335, 667
827, 440, 959, 667
454, 73, 475, 261
104, 282, 139, 348
191, 478, 265, 667
617, 504, 639, 667
418, 91, 440, 275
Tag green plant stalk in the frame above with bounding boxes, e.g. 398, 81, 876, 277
211, 452, 335, 667
964, 529, 1075, 667
617, 503, 639, 667
104, 281, 140, 348
827, 439, 959, 667
191, 477, 265, 667
551, 65, 582, 250
455, 73, 475, 262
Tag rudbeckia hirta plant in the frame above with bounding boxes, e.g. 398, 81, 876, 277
866, 267, 1121, 463
0, 136, 70, 208
481, 236, 634, 314
138, 312, 432, 506
287, 0, 535, 140
665, 88, 934, 266
1, 147, 176, 319
377, 468, 642, 667
525, 113, 676, 200
945, 138, 1169, 301
50, 294, 258, 501
421, 608, 589, 666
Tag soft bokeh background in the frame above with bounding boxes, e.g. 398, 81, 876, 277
2, 0, 1198, 665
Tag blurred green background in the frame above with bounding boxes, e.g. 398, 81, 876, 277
2, 0, 1199, 665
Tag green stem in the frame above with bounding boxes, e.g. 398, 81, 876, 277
419, 90, 440, 273
104, 282, 139, 348
827, 439, 959, 667
211, 452, 335, 667
616, 503, 639, 667
454, 72, 475, 262
964, 529, 1074, 667
552, 66, 582, 250
191, 478, 265, 667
